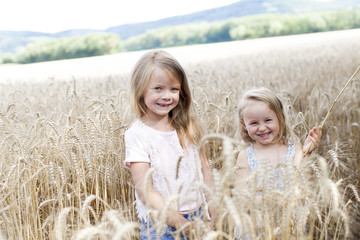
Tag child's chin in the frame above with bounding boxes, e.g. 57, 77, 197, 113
258, 138, 275, 145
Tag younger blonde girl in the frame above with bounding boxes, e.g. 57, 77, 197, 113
236, 87, 322, 191
234, 87, 322, 239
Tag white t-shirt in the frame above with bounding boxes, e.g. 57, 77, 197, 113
124, 120, 204, 221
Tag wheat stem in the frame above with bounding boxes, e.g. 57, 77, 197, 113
320, 64, 360, 128
304, 64, 360, 157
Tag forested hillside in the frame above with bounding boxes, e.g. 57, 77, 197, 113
0, 0, 359, 64
107, 0, 359, 39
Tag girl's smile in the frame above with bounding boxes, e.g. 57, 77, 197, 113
258, 132, 271, 138
157, 103, 172, 108
242, 100, 280, 146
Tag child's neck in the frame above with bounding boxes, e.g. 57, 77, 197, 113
253, 141, 285, 150
141, 115, 174, 132
253, 141, 288, 168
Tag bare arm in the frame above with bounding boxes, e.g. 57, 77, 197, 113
292, 126, 323, 181
235, 150, 264, 207
129, 162, 189, 229
235, 150, 249, 194
293, 143, 304, 167
199, 149, 217, 228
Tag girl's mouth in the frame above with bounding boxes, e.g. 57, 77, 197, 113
157, 103, 172, 108
258, 132, 271, 138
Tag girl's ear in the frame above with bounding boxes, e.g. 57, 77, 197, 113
241, 120, 246, 128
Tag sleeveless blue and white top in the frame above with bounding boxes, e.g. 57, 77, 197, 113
246, 144, 296, 189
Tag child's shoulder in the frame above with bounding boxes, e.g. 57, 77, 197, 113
290, 142, 302, 152
124, 120, 154, 149
292, 142, 304, 166
236, 149, 248, 167
125, 119, 148, 138
126, 119, 144, 132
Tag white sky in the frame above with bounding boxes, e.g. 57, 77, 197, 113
1, 0, 240, 33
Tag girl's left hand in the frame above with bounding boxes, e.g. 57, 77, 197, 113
303, 126, 322, 153
207, 203, 217, 230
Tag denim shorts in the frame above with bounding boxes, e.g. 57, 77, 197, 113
140, 208, 202, 240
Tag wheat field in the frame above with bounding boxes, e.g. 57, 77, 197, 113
0, 29, 359, 239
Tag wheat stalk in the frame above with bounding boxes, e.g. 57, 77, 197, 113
73, 227, 104, 240
320, 65, 360, 128
304, 64, 360, 157
55, 207, 75, 240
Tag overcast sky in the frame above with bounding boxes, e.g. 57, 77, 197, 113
1, 0, 240, 33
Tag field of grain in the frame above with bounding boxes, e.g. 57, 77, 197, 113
0, 29, 359, 239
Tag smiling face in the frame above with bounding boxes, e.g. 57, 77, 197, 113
242, 100, 281, 146
142, 68, 181, 122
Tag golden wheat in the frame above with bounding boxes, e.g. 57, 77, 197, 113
0, 30, 359, 239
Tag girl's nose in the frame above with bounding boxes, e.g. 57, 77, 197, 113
259, 124, 266, 131
162, 91, 171, 100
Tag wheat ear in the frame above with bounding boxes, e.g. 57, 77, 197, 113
304, 64, 360, 157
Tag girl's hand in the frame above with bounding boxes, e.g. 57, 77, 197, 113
209, 204, 217, 228
303, 126, 322, 153
182, 220, 203, 238
208, 218, 216, 231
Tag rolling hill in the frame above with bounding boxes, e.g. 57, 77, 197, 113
1, 28, 359, 82
0, 0, 359, 54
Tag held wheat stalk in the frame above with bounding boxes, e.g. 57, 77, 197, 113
304, 64, 360, 157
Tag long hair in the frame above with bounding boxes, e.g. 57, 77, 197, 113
237, 87, 289, 144
129, 50, 203, 147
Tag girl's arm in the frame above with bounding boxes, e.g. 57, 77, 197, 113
129, 162, 189, 229
235, 150, 263, 206
235, 150, 249, 193
199, 149, 217, 229
293, 143, 304, 167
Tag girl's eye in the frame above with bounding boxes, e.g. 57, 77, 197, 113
154, 87, 161, 90
265, 119, 272, 122
172, 88, 179, 91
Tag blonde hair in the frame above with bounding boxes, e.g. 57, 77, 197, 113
238, 87, 289, 144
129, 50, 203, 147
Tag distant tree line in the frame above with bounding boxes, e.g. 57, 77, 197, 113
124, 9, 360, 50
2, 33, 122, 64
1, 9, 359, 64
